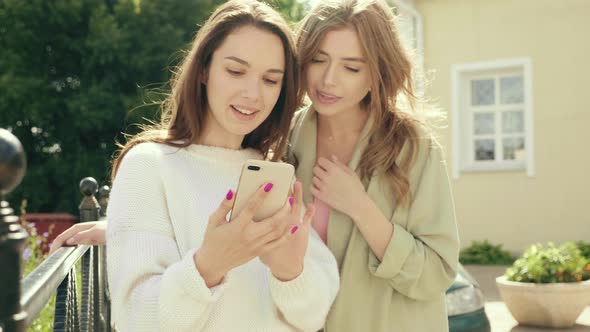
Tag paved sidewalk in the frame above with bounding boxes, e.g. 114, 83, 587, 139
464, 265, 590, 332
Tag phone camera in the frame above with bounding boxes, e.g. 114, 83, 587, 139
247, 165, 261, 171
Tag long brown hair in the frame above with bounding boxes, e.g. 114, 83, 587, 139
297, 0, 426, 205
112, 0, 300, 180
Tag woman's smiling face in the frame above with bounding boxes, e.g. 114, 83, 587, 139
204, 24, 285, 141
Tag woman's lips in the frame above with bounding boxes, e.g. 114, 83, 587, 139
316, 90, 341, 105
230, 104, 259, 121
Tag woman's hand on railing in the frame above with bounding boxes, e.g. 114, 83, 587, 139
49, 221, 107, 255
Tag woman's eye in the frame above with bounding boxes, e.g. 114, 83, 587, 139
345, 67, 360, 73
227, 69, 244, 76
311, 58, 325, 64
264, 78, 279, 85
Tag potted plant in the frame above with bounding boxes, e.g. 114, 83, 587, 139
496, 242, 590, 328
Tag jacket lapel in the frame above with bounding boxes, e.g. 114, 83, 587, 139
292, 108, 317, 206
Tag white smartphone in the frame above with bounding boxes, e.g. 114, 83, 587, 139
230, 159, 294, 222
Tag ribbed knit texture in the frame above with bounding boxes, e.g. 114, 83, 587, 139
106, 142, 339, 332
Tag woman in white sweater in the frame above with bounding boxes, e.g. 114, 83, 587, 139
53, 1, 340, 331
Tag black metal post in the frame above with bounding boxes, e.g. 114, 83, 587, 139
97, 186, 111, 331
0, 128, 28, 332
97, 186, 110, 218
78, 178, 100, 224
78, 178, 108, 331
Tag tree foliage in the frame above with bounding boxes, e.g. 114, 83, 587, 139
0, 0, 304, 214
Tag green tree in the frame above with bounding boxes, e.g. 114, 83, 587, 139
0, 0, 306, 215
0, 0, 222, 213
269, 0, 307, 23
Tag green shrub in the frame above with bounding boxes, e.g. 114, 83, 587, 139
576, 241, 590, 260
21, 202, 53, 277
20, 200, 56, 332
505, 242, 590, 283
459, 240, 516, 265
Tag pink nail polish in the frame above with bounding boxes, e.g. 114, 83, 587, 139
291, 226, 299, 234
226, 189, 233, 200
264, 183, 273, 192
289, 196, 294, 206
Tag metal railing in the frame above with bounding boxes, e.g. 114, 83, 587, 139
0, 129, 111, 332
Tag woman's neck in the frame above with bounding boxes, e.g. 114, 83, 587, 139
197, 113, 244, 149
316, 105, 369, 142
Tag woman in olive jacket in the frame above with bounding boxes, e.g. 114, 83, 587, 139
288, 0, 460, 330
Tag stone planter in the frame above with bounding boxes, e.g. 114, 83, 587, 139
496, 276, 590, 328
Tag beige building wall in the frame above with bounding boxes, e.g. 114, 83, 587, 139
414, 0, 590, 252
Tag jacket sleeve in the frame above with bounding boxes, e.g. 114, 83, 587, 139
106, 144, 228, 332
367, 140, 460, 301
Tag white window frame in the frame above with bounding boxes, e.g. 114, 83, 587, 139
451, 57, 535, 179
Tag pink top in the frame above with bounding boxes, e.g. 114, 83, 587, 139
312, 197, 330, 244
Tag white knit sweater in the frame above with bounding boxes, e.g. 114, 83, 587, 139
106, 142, 339, 332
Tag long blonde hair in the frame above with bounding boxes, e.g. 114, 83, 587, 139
112, 0, 300, 180
297, 0, 424, 205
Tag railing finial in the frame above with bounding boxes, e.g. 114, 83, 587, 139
98, 185, 110, 218
79, 177, 100, 223
0, 128, 26, 198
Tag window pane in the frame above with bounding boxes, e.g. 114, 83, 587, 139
503, 137, 526, 161
471, 79, 495, 106
475, 139, 495, 161
502, 111, 524, 133
474, 112, 495, 134
500, 76, 524, 104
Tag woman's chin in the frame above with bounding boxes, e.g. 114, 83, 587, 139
227, 123, 260, 138
314, 105, 344, 117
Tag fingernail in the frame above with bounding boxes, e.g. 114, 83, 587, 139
226, 189, 233, 200
264, 183, 273, 192
289, 196, 294, 206
291, 226, 299, 234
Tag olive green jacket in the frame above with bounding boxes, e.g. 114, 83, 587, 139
289, 108, 460, 332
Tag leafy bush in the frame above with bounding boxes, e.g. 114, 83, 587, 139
20, 200, 56, 331
505, 242, 590, 283
21, 202, 53, 277
459, 240, 516, 265
576, 241, 590, 260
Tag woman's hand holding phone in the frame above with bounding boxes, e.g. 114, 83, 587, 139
259, 181, 316, 281
193, 182, 298, 288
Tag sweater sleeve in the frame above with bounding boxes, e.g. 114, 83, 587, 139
268, 228, 340, 331
106, 144, 227, 331
367, 141, 460, 301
